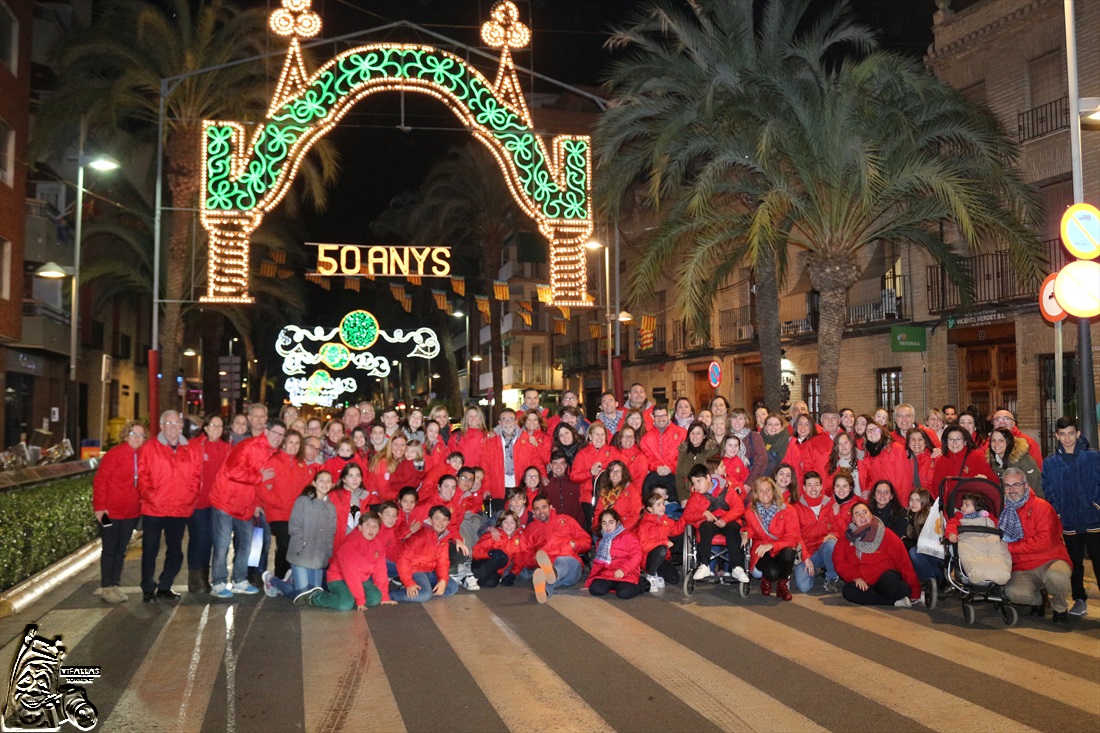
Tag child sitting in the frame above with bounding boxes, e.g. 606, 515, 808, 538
471, 510, 524, 588
636, 493, 686, 590
323, 438, 364, 478
682, 464, 749, 582
946, 492, 1012, 585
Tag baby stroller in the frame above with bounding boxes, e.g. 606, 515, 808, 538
937, 477, 1018, 626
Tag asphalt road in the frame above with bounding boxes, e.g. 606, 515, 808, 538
3, 547, 1098, 733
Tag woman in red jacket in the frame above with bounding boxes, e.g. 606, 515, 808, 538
516, 410, 553, 476
586, 509, 647, 599
93, 421, 148, 603
610, 425, 647, 479
259, 430, 314, 580
832, 501, 921, 607
570, 423, 614, 529
448, 406, 490, 469
367, 434, 423, 504
421, 420, 448, 473
824, 432, 861, 497
471, 510, 524, 588
858, 422, 906, 496
187, 415, 230, 593
637, 492, 686, 589
895, 427, 937, 505
931, 425, 994, 498
591, 460, 643, 533
826, 470, 858, 536
740, 476, 804, 601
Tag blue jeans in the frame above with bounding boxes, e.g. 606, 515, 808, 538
187, 507, 213, 571
519, 556, 583, 597
390, 572, 458, 603
271, 565, 325, 598
211, 509, 252, 587
386, 559, 398, 579
909, 547, 944, 582
793, 540, 838, 593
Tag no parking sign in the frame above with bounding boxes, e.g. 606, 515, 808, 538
1060, 203, 1100, 260
708, 361, 722, 388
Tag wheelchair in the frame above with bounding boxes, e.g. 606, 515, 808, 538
682, 524, 751, 597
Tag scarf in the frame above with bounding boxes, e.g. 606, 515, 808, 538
558, 441, 580, 465
800, 493, 827, 518
999, 487, 1029, 543
594, 522, 625, 564
846, 516, 886, 554
864, 438, 886, 458
834, 489, 855, 506
732, 427, 751, 462
762, 429, 789, 464
911, 455, 922, 490
755, 503, 781, 537
597, 410, 623, 433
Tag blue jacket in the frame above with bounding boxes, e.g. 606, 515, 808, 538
1041, 440, 1100, 533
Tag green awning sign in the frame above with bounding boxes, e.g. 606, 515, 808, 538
891, 325, 926, 352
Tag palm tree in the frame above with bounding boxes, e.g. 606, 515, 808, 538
595, 0, 875, 412
34, 0, 337, 412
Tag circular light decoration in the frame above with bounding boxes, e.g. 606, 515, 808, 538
340, 310, 379, 350
318, 342, 351, 370
1053, 260, 1100, 318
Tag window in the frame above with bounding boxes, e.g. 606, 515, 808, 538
876, 368, 903, 414
801, 374, 820, 421
0, 1, 16, 72
651, 387, 667, 405
1028, 50, 1065, 108
0, 117, 13, 187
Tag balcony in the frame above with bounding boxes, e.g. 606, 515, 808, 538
845, 275, 907, 324
24, 199, 72, 267
926, 240, 1062, 313
18, 301, 71, 356
781, 316, 814, 336
636, 323, 666, 357
556, 340, 602, 372
1018, 96, 1070, 143
719, 305, 754, 344
478, 363, 553, 391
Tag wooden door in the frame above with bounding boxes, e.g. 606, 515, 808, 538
694, 371, 715, 413
962, 343, 1017, 418
742, 365, 764, 410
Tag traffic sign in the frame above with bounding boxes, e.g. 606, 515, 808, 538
708, 361, 722, 388
1039, 273, 1067, 323
1054, 260, 1100, 318
1060, 203, 1100, 260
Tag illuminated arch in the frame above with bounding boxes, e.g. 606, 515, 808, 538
200, 0, 592, 306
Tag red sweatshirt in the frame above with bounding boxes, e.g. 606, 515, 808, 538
397, 525, 452, 588
93, 442, 142, 519
195, 435, 230, 510
640, 425, 687, 473
326, 530, 391, 605
516, 509, 592, 569
592, 484, 643, 533
570, 444, 616, 503
585, 529, 643, 587
471, 527, 523, 574
259, 451, 314, 523
741, 506, 803, 571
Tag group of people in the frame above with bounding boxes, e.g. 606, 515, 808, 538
91, 386, 1098, 623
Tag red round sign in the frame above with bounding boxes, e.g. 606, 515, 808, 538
1039, 272, 1066, 323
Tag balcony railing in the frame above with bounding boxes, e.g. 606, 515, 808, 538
781, 317, 814, 336
719, 305, 754, 344
1018, 96, 1070, 143
926, 240, 1061, 313
636, 323, 666, 356
556, 342, 600, 371
845, 275, 907, 324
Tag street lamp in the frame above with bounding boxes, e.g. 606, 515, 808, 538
586, 240, 613, 390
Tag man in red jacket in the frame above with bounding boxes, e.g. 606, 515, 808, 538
482, 408, 522, 513
517, 495, 592, 603
640, 404, 687, 502
208, 420, 285, 598
138, 410, 202, 603
391, 506, 460, 603
93, 420, 147, 603
1000, 467, 1072, 623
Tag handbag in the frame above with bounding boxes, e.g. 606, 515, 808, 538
916, 497, 945, 559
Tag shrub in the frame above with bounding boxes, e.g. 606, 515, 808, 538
0, 476, 98, 591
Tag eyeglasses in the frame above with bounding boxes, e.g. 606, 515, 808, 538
947, 437, 965, 443
163, 420, 181, 426
1004, 482, 1027, 489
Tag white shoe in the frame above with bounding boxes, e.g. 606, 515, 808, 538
731, 566, 750, 583
654, 575, 666, 589
646, 575, 660, 593
261, 571, 278, 598
894, 596, 913, 608
693, 565, 714, 580
461, 575, 480, 591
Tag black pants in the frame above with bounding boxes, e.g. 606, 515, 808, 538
186, 507, 213, 572
473, 550, 510, 588
589, 577, 647, 599
642, 471, 680, 503
841, 569, 910, 606
141, 515, 188, 594
100, 517, 138, 588
1064, 531, 1100, 601
270, 520, 291, 579
698, 521, 743, 568
582, 502, 594, 534
756, 547, 796, 581
645, 546, 680, 584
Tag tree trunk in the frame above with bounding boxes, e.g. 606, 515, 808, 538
435, 312, 461, 412
808, 254, 861, 410
754, 250, 784, 412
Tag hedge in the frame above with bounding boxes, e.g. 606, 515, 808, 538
0, 476, 98, 591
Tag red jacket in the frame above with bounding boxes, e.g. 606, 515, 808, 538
516, 509, 592, 569
832, 524, 920, 599
259, 451, 313, 522
592, 484, 643, 533
138, 437, 202, 518
570, 444, 616, 503
858, 445, 908, 497
931, 448, 994, 498
422, 438, 448, 473
321, 454, 366, 481
328, 488, 352, 556
889, 425, 938, 451
326, 530, 391, 605
680, 482, 745, 529
421, 463, 457, 495
410, 487, 466, 535
612, 445, 648, 479
367, 458, 423, 503
635, 512, 686, 558
585, 529, 643, 587
397, 524, 453, 588
378, 523, 400, 562
209, 436, 279, 521
93, 442, 142, 519
783, 440, 813, 486
826, 499, 856, 538
640, 424, 686, 474
1003, 493, 1071, 571
472, 527, 523, 574
195, 435, 231, 510
448, 428, 489, 469
794, 497, 836, 556
393, 505, 421, 543
741, 506, 802, 571
482, 431, 524, 500
515, 431, 552, 476
893, 451, 937, 506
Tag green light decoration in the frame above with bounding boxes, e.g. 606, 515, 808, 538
199, 0, 593, 307
339, 310, 379, 350
318, 342, 351, 370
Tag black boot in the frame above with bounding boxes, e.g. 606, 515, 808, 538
201, 567, 212, 593
188, 569, 204, 593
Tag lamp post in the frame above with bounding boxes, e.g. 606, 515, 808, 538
586, 240, 613, 391
391, 359, 404, 406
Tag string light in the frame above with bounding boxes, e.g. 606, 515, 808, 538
200, 0, 592, 307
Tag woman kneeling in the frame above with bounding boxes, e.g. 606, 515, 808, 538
586, 509, 647, 599
833, 501, 921, 607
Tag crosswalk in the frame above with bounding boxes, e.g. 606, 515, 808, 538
3, 581, 1099, 733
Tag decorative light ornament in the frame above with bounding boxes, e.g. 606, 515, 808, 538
286, 369, 358, 407
200, 0, 592, 306
339, 310, 379, 350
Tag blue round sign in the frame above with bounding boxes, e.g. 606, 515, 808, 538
708, 360, 722, 388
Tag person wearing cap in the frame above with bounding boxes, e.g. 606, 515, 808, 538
990, 409, 1042, 469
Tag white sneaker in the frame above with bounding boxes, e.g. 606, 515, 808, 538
646, 575, 660, 593
261, 571, 278, 598
894, 596, 913, 608
654, 575, 666, 589
693, 565, 714, 580
461, 575, 480, 591
731, 566, 750, 583
210, 583, 233, 599
230, 581, 259, 595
